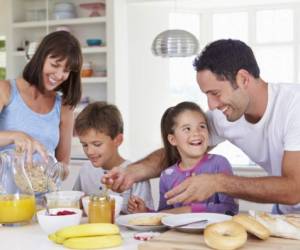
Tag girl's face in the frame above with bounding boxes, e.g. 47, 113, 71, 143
79, 128, 123, 169
168, 110, 209, 162
42, 55, 70, 92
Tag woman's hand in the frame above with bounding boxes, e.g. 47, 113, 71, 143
12, 131, 48, 164
128, 196, 148, 213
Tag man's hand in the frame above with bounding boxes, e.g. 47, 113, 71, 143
128, 196, 148, 213
165, 174, 217, 205
101, 167, 135, 193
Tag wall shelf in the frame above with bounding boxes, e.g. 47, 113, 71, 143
12, 16, 106, 29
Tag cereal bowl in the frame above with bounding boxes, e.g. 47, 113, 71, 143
82, 194, 123, 217
45, 191, 84, 208
37, 207, 82, 234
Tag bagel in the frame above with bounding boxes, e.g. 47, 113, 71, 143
232, 214, 270, 240
204, 220, 247, 250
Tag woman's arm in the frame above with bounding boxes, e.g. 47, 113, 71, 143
55, 104, 74, 178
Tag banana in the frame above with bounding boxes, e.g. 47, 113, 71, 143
55, 223, 120, 240
48, 233, 65, 244
63, 235, 122, 249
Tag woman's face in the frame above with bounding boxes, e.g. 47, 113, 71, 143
42, 55, 70, 92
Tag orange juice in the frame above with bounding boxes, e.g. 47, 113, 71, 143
0, 195, 36, 223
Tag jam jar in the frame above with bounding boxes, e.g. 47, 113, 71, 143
88, 195, 113, 223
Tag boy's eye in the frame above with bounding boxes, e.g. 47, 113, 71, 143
94, 143, 102, 147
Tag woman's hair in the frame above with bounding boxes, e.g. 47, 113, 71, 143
74, 101, 123, 139
193, 39, 260, 87
161, 101, 208, 167
23, 31, 82, 108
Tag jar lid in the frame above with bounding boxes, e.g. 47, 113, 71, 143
89, 195, 108, 202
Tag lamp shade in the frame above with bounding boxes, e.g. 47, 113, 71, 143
151, 29, 199, 57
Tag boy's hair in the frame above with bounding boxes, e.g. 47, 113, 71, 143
193, 39, 260, 87
23, 31, 82, 108
161, 101, 208, 167
74, 101, 123, 139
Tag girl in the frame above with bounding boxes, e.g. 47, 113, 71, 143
0, 31, 82, 177
128, 101, 238, 215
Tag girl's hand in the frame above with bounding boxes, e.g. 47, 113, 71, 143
128, 196, 148, 213
12, 131, 48, 164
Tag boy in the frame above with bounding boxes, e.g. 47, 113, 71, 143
73, 101, 154, 213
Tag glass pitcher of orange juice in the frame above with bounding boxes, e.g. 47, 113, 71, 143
0, 149, 36, 225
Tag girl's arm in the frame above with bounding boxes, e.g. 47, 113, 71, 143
55, 104, 74, 179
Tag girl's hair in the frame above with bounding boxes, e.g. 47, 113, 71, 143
23, 31, 83, 108
161, 101, 208, 166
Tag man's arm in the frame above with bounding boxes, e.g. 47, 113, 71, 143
103, 148, 166, 192
166, 151, 300, 205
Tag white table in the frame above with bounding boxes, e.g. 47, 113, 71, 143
0, 221, 141, 250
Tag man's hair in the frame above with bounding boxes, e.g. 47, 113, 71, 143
193, 39, 260, 85
74, 101, 123, 139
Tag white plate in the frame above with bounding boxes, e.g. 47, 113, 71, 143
161, 213, 232, 233
116, 213, 169, 231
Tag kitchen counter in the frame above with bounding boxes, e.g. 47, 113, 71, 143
0, 221, 140, 250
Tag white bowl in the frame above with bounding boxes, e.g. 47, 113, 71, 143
46, 191, 84, 208
82, 194, 123, 217
37, 207, 82, 234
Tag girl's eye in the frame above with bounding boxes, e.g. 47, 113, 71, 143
200, 124, 207, 129
183, 127, 190, 132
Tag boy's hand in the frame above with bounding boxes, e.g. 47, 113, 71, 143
128, 196, 148, 213
102, 167, 135, 192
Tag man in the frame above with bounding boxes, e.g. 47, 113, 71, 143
103, 39, 300, 214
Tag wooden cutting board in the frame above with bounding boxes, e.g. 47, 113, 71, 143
138, 230, 300, 250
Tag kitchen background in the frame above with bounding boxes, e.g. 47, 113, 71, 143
0, 0, 299, 211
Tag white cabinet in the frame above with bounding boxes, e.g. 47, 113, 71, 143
7, 0, 130, 158
8, 0, 110, 106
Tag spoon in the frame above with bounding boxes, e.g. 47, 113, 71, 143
43, 196, 50, 215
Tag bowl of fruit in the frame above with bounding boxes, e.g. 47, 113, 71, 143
37, 207, 82, 234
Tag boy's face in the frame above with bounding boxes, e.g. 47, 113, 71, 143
78, 128, 122, 169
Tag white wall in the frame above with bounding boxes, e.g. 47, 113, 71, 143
0, 0, 9, 36
127, 4, 172, 160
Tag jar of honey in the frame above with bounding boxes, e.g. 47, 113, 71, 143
88, 195, 112, 223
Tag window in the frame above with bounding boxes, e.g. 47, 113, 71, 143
168, 5, 298, 167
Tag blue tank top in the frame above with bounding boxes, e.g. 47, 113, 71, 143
0, 79, 62, 155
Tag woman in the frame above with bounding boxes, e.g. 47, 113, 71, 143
0, 30, 82, 177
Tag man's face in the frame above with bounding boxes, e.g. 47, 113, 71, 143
197, 69, 250, 122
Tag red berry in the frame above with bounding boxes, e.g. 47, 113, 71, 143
55, 210, 76, 216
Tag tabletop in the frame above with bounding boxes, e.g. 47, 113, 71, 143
0, 220, 141, 250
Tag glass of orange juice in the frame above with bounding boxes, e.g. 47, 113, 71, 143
0, 194, 36, 225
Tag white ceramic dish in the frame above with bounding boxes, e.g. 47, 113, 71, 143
37, 207, 82, 234
116, 213, 169, 231
161, 213, 232, 233
82, 194, 123, 217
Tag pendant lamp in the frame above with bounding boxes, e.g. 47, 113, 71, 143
151, 29, 199, 57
